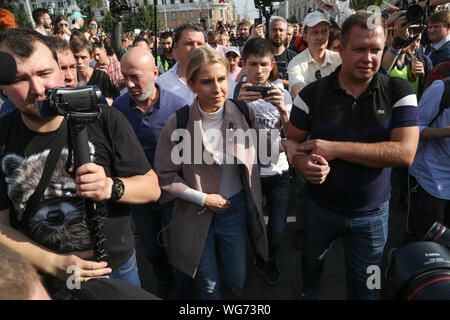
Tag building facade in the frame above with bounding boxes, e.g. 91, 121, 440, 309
153, 0, 237, 31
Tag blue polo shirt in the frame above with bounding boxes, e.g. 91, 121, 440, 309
290, 66, 419, 214
112, 85, 189, 166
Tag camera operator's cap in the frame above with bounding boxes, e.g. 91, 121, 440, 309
303, 11, 330, 28
226, 46, 241, 57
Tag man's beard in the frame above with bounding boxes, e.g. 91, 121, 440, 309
129, 82, 154, 103
164, 47, 172, 54
271, 39, 284, 48
240, 34, 249, 42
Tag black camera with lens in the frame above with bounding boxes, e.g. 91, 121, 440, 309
36, 86, 102, 124
385, 222, 450, 300
110, 0, 132, 16
400, 0, 427, 24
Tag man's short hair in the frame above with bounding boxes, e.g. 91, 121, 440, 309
48, 36, 71, 53
428, 10, 450, 27
173, 22, 204, 44
270, 16, 288, 29
92, 41, 105, 51
32, 8, 49, 25
238, 20, 251, 29
70, 37, 93, 55
133, 37, 149, 46
340, 11, 386, 48
0, 243, 43, 300
160, 31, 173, 40
0, 28, 58, 63
242, 37, 274, 61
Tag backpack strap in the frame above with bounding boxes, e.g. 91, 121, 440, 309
230, 98, 252, 129
176, 105, 190, 130
233, 81, 245, 101
21, 118, 68, 227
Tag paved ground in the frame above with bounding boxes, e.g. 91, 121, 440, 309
134, 171, 409, 300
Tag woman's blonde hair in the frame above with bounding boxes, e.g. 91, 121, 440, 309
186, 46, 230, 83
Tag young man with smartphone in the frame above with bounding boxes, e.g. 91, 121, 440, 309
235, 38, 292, 285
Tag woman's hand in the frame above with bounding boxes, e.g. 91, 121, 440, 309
412, 60, 425, 77
204, 194, 231, 213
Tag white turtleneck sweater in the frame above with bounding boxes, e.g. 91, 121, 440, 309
178, 103, 243, 206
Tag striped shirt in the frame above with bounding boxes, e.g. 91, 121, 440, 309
290, 66, 419, 213
95, 54, 123, 88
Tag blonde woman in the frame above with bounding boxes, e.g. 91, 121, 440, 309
154, 46, 268, 300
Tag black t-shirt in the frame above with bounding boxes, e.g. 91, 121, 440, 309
0, 106, 151, 271
88, 69, 120, 99
274, 48, 297, 80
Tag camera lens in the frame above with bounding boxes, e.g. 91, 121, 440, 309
424, 222, 450, 249
406, 5, 425, 24
385, 242, 450, 300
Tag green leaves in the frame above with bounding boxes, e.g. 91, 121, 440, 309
122, 5, 161, 33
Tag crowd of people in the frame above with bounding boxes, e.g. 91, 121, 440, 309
0, 0, 448, 301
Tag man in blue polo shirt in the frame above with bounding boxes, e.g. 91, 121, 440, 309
113, 47, 188, 299
283, 12, 420, 299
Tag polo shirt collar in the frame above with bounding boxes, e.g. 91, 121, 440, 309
331, 65, 381, 94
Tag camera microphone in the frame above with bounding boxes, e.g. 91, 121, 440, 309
0, 52, 17, 85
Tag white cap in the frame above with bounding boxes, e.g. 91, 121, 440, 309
226, 46, 241, 56
303, 11, 331, 28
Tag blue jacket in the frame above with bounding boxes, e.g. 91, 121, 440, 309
429, 40, 450, 67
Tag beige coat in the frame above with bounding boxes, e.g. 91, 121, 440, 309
154, 98, 268, 278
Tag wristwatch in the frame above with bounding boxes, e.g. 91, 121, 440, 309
110, 177, 125, 202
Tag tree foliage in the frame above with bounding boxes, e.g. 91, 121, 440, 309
122, 5, 161, 33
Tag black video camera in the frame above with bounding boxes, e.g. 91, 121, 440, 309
110, 0, 132, 16
400, 0, 427, 24
36, 86, 102, 124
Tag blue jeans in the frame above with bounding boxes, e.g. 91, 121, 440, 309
261, 170, 290, 258
131, 201, 173, 283
301, 198, 389, 300
108, 249, 141, 288
196, 190, 248, 300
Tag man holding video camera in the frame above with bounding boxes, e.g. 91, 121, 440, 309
0, 28, 161, 292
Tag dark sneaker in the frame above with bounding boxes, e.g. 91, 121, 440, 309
254, 255, 267, 274
266, 258, 280, 285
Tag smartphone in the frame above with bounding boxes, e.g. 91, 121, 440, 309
246, 86, 273, 98
254, 18, 262, 26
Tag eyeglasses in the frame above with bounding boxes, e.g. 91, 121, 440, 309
91, 24, 97, 28
315, 69, 322, 80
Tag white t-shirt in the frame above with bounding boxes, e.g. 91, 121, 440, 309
246, 84, 292, 177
